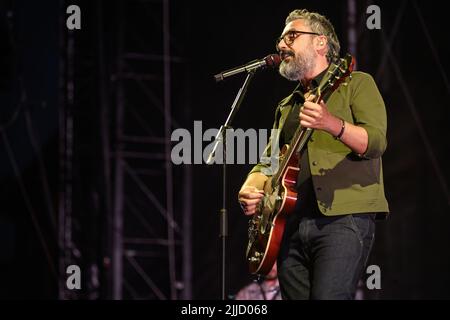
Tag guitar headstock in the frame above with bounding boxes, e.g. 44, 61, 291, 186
316, 54, 355, 98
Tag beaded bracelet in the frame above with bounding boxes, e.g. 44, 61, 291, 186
335, 119, 345, 140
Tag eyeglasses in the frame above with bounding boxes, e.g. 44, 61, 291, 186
276, 30, 320, 47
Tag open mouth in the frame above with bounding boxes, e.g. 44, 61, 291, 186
280, 51, 294, 61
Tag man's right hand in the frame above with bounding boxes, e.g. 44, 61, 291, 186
238, 186, 265, 216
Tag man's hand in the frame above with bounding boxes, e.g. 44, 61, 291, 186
299, 94, 369, 155
299, 97, 340, 133
238, 186, 264, 216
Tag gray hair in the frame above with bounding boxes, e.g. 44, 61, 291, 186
285, 9, 340, 63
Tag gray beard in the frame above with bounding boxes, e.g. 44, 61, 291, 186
279, 51, 316, 81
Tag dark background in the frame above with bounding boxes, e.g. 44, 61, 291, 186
0, 0, 449, 299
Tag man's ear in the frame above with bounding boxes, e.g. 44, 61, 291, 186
316, 36, 327, 48
315, 36, 328, 55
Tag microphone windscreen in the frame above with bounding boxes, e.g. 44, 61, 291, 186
264, 54, 282, 68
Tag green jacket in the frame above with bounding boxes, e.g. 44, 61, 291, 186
249, 71, 389, 216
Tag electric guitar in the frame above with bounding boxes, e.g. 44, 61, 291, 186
246, 54, 355, 275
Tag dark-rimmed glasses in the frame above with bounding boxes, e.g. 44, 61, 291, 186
276, 30, 320, 47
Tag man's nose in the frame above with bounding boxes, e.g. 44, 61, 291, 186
277, 38, 288, 52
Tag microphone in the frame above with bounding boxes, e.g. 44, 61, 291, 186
214, 54, 281, 82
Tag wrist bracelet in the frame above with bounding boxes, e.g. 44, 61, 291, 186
335, 119, 345, 140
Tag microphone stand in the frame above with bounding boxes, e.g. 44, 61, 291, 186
206, 70, 256, 300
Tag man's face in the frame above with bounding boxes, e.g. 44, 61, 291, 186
277, 19, 317, 81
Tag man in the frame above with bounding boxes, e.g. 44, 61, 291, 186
238, 9, 389, 300
235, 264, 282, 300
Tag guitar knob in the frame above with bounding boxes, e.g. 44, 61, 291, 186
249, 257, 260, 262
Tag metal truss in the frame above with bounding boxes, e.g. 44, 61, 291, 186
111, 0, 191, 300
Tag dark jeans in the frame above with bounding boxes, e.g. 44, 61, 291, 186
277, 206, 375, 300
